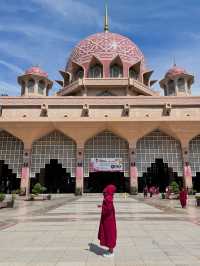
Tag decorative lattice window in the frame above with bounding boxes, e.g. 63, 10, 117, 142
84, 131, 129, 177
189, 135, 200, 176
0, 130, 23, 177
136, 130, 183, 176
31, 131, 76, 178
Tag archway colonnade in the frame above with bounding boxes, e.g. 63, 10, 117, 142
0, 124, 200, 195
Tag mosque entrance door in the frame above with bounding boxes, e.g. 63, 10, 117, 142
31, 159, 75, 193
138, 159, 182, 193
87, 172, 125, 193
0, 160, 20, 193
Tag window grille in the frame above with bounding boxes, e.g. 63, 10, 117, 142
0, 131, 23, 177
189, 135, 200, 176
31, 131, 76, 178
136, 130, 183, 176
84, 131, 129, 177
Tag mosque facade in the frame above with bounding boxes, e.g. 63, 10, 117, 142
0, 9, 200, 195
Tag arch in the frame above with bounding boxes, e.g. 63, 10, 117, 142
38, 80, 46, 95
27, 78, 35, 93
71, 62, 84, 81
189, 134, 200, 177
84, 130, 129, 177
0, 130, 24, 178
88, 56, 103, 78
129, 61, 141, 80
167, 79, 175, 95
177, 77, 185, 92
110, 56, 123, 78
31, 130, 76, 178
136, 129, 183, 177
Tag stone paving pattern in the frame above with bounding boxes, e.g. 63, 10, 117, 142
0, 194, 200, 265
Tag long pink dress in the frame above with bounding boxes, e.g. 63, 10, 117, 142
98, 184, 117, 249
179, 189, 187, 208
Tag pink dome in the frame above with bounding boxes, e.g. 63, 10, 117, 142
25, 66, 48, 78
66, 32, 145, 70
165, 65, 188, 78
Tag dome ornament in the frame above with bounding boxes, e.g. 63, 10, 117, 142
104, 1, 109, 32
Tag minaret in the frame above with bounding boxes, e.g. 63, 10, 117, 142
160, 64, 194, 96
104, 2, 109, 32
18, 66, 53, 97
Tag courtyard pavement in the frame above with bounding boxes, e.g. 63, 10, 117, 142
1, 194, 200, 265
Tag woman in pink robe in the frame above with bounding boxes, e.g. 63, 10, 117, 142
179, 187, 187, 208
98, 184, 117, 257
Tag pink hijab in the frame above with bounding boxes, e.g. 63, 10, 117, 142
103, 184, 116, 199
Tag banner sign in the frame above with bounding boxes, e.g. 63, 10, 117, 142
90, 158, 123, 172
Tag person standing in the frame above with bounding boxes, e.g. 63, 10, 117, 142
143, 185, 148, 198
179, 187, 187, 208
98, 184, 117, 257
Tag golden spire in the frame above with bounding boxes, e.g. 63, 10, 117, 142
104, 1, 109, 32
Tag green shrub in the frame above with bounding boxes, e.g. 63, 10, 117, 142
32, 183, 47, 195
0, 193, 5, 202
130, 186, 138, 195
170, 181, 180, 194
75, 187, 82, 196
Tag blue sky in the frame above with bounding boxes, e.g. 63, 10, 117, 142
0, 0, 200, 95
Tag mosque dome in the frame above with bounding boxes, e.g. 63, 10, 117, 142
165, 65, 188, 79
25, 66, 48, 78
66, 32, 144, 69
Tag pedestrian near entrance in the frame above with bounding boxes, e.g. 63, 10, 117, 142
98, 184, 117, 258
143, 185, 148, 198
179, 187, 187, 208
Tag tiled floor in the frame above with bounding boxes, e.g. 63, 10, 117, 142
0, 194, 200, 265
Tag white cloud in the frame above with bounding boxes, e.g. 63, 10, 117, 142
32, 0, 102, 27
0, 60, 23, 74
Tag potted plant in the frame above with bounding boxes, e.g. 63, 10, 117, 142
32, 183, 50, 200
0, 193, 6, 208
0, 193, 5, 202
130, 186, 138, 195
169, 181, 180, 199
75, 187, 82, 196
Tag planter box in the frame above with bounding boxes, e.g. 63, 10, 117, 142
0, 200, 14, 208
0, 202, 7, 208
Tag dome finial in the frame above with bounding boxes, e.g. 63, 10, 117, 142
104, 1, 109, 32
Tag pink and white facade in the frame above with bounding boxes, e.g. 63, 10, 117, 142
0, 17, 200, 195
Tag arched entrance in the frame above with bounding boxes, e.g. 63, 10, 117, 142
32, 159, 74, 193
84, 131, 129, 192
189, 135, 200, 192
136, 130, 183, 192
138, 159, 182, 192
31, 131, 76, 193
0, 160, 20, 193
0, 130, 23, 193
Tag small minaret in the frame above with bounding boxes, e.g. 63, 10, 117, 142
18, 66, 53, 96
160, 64, 194, 96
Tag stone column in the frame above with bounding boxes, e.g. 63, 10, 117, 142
182, 145, 193, 190
129, 143, 138, 194
75, 147, 84, 195
20, 148, 31, 198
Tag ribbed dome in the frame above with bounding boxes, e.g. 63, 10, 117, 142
165, 65, 188, 78
25, 66, 48, 78
66, 32, 145, 70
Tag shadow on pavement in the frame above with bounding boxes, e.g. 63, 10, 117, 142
88, 243, 107, 256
